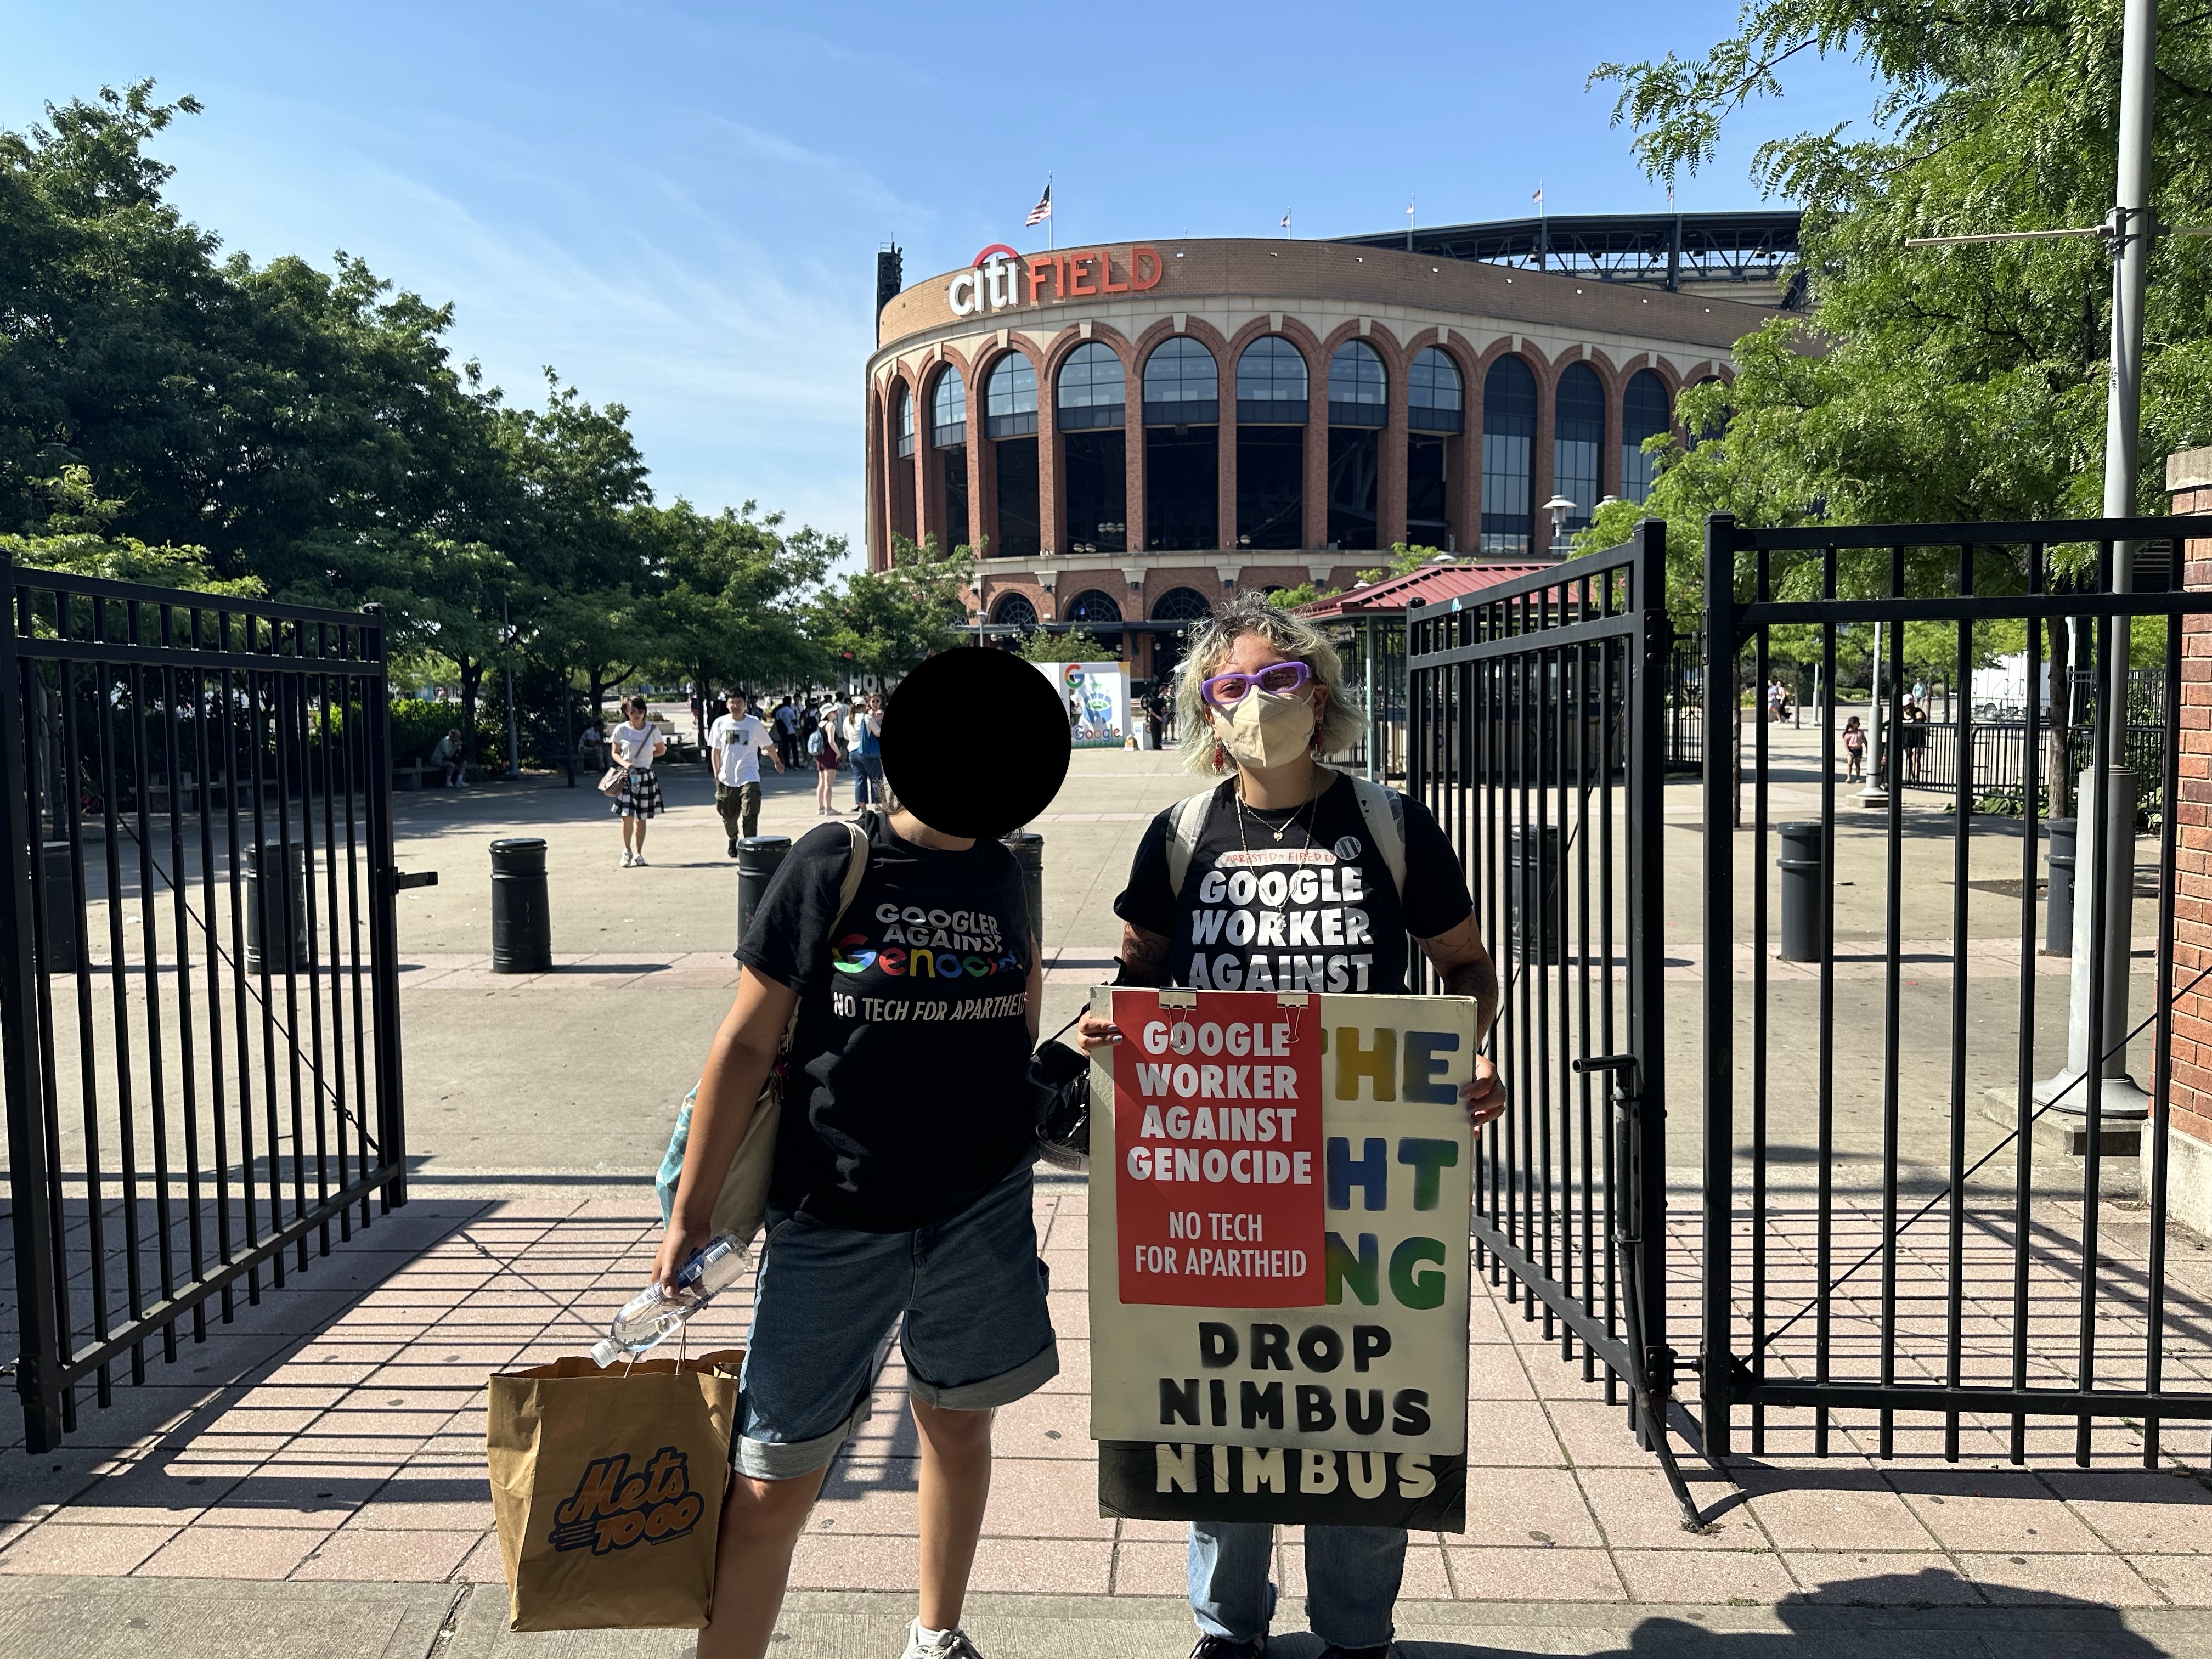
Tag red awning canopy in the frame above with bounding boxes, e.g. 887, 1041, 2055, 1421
1296, 561, 1552, 620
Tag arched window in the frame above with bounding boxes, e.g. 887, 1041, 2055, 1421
894, 383, 915, 458
1480, 357, 1536, 554
1151, 587, 1211, 623
1236, 336, 1309, 423
931, 368, 967, 447
1408, 347, 1464, 433
1621, 371, 1670, 504
990, 591, 1038, 629
1142, 337, 1220, 425
1143, 340, 1218, 550
984, 354, 1037, 439
1327, 341, 1387, 428
1057, 341, 1126, 430
1065, 589, 1124, 626
1686, 374, 1728, 449
1553, 363, 1605, 534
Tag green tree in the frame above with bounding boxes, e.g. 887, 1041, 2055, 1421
808, 533, 977, 684
2, 465, 258, 594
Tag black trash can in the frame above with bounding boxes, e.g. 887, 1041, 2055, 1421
2044, 818, 2076, 957
737, 836, 793, 948
1508, 824, 1564, 967
41, 840, 77, 974
1776, 821, 1826, 963
243, 841, 309, 975
489, 837, 552, 974
1001, 831, 1045, 949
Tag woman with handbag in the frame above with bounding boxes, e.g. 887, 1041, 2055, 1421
808, 700, 842, 816
608, 695, 668, 867
653, 776, 1054, 1659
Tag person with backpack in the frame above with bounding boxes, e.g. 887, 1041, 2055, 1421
1077, 591, 1504, 1659
808, 698, 843, 816
653, 650, 1070, 1659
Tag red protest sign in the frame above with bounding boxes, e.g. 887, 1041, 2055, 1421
1111, 989, 1324, 1307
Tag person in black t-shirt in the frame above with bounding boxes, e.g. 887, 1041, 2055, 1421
654, 795, 1052, 1659
1081, 592, 1504, 1659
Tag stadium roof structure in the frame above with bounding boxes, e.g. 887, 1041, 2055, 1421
1334, 209, 1805, 306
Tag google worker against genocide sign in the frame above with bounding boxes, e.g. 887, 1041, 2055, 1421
1088, 988, 1475, 1531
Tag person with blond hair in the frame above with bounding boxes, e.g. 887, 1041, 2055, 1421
1079, 591, 1505, 1659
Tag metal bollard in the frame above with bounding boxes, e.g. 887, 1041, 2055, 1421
489, 837, 553, 974
1508, 823, 1563, 966
41, 841, 77, 973
1776, 821, 1826, 962
243, 841, 309, 975
736, 836, 792, 948
2044, 817, 2076, 957
1001, 831, 1045, 948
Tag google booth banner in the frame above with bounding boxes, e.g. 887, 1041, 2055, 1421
1087, 989, 1477, 1531
1036, 660, 1129, 749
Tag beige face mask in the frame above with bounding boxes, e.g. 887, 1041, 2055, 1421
1216, 687, 1316, 770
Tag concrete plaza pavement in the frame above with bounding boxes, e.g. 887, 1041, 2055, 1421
4, 735, 2208, 1656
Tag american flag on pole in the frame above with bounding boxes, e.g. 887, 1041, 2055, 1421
1532, 185, 1544, 206
1025, 179, 1053, 227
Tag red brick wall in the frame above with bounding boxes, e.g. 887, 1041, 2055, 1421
2169, 481, 2212, 1150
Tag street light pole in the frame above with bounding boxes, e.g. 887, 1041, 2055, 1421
2039, 0, 2157, 1116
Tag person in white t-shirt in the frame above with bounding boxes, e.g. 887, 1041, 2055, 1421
710, 691, 784, 856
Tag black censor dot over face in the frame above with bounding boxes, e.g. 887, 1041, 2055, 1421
883, 649, 1070, 838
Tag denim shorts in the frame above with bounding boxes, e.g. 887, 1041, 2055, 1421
733, 1161, 1058, 1479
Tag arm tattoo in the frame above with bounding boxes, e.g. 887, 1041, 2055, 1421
1441, 951, 1500, 1040
1116, 925, 1173, 988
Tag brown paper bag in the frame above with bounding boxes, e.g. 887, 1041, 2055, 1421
486, 1348, 742, 1631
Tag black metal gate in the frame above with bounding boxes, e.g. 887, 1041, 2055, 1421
1700, 512, 2212, 1468
1, 560, 409, 1452
1408, 522, 1701, 1516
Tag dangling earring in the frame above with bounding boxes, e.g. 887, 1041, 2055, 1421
1213, 741, 1228, 771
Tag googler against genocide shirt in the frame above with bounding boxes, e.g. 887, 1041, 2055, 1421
1113, 772, 1471, 994
738, 813, 1036, 1231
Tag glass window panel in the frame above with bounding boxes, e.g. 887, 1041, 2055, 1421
1328, 341, 1387, 405
1480, 356, 1534, 554
1408, 347, 1463, 411
1057, 341, 1126, 409
986, 355, 1037, 417
1236, 336, 1308, 402
1142, 337, 1218, 403
1553, 363, 1604, 531
1621, 370, 1670, 504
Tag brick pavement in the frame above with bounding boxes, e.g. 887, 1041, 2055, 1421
4, 1180, 2212, 1627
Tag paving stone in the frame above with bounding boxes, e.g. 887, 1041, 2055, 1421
0, 1522, 177, 1576
135, 1525, 328, 1579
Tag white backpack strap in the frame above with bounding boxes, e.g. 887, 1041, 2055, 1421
1347, 775, 1407, 899
1164, 789, 1218, 898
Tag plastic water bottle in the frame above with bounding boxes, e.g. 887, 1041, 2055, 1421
590, 1233, 749, 1368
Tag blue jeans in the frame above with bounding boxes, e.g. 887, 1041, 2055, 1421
852, 753, 883, 807
1189, 1521, 1407, 1649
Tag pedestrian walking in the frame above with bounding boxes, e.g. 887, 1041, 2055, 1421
1901, 698, 1929, 782
654, 696, 1057, 1659
773, 696, 799, 769
847, 692, 884, 813
808, 701, 843, 816
430, 726, 467, 788
1076, 591, 1505, 1659
1843, 714, 1866, 782
710, 691, 784, 856
1768, 678, 1784, 723
610, 694, 667, 866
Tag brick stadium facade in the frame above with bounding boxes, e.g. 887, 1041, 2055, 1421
863, 213, 1795, 685
2162, 447, 2212, 1232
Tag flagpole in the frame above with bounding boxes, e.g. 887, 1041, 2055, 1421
1047, 172, 1054, 251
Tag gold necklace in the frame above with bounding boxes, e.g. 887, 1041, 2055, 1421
1234, 768, 1326, 849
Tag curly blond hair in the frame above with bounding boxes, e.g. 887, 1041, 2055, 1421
1173, 592, 1365, 776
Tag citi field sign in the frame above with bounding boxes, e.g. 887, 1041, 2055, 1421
947, 244, 1165, 318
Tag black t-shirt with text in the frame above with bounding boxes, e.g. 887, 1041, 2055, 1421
1113, 774, 1472, 993
739, 814, 1035, 1232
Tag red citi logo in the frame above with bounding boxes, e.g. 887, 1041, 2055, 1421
947, 244, 1163, 317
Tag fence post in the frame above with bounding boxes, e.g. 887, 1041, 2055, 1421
362, 606, 409, 1208
0, 554, 64, 1452
1699, 513, 1738, 1457
1627, 519, 1677, 1439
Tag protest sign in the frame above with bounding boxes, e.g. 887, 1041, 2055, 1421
1088, 988, 1475, 1531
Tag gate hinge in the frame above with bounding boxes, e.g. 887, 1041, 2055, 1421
1646, 1343, 1679, 1397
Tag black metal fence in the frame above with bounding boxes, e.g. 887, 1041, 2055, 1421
1900, 717, 2168, 819
1408, 522, 1700, 1516
1701, 514, 2211, 1466
1665, 636, 1703, 772
1, 562, 409, 1452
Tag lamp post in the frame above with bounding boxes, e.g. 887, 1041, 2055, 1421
1542, 494, 1576, 557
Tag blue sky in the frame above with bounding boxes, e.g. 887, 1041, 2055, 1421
4, 2, 1881, 557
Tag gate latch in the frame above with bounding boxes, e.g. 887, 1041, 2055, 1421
394, 871, 439, 892
1571, 1053, 1640, 1101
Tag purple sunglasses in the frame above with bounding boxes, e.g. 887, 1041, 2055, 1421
1201, 661, 1312, 708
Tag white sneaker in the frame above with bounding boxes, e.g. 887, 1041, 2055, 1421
619, 851, 635, 868
631, 854, 648, 866
901, 1622, 984, 1659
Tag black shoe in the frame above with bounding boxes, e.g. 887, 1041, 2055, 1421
1315, 1647, 1389, 1659
1190, 1639, 1265, 1659
727, 838, 739, 857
